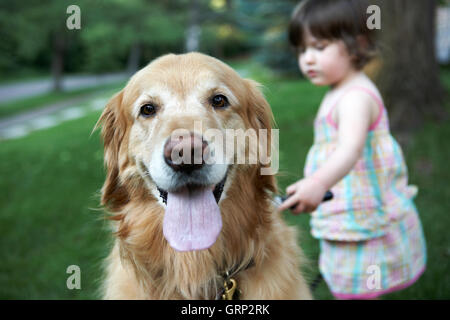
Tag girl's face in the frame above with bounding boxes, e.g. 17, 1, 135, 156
298, 30, 355, 87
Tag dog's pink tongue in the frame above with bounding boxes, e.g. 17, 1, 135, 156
163, 186, 222, 251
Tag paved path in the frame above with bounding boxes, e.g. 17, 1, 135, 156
0, 73, 126, 104
0, 68, 253, 141
0, 91, 110, 141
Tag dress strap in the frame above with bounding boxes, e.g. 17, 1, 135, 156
326, 86, 385, 131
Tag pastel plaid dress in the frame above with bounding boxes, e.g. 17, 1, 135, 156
304, 86, 427, 299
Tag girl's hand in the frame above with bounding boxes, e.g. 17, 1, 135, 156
278, 178, 327, 214
277, 89, 376, 215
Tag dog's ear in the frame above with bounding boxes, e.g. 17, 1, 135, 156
243, 79, 277, 192
95, 90, 129, 211
244, 79, 275, 132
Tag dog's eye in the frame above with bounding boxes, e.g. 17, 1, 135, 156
140, 104, 157, 118
211, 95, 229, 109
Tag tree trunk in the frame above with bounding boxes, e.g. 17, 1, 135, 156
127, 42, 141, 76
374, 0, 447, 136
185, 0, 201, 52
51, 31, 65, 92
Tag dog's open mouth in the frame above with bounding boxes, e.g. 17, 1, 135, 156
157, 174, 227, 252
157, 173, 226, 205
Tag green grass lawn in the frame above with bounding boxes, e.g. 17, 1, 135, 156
0, 66, 449, 299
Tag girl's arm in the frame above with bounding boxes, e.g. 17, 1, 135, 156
278, 90, 378, 214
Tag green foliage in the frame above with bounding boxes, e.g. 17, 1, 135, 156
80, 0, 185, 72
0, 0, 73, 72
0, 0, 303, 76
0, 0, 187, 74
200, 23, 252, 57
235, 0, 301, 75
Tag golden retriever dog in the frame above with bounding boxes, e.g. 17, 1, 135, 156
96, 52, 312, 299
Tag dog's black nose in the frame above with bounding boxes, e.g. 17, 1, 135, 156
163, 132, 208, 173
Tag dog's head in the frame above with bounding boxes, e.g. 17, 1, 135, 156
97, 52, 276, 252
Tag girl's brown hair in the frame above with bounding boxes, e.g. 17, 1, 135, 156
288, 0, 377, 70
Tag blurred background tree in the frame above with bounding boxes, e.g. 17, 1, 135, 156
236, 0, 300, 75
0, 0, 78, 91
0, 0, 448, 131
0, 0, 301, 80
373, 0, 448, 136
81, 0, 185, 75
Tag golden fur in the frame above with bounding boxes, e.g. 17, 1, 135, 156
96, 52, 312, 299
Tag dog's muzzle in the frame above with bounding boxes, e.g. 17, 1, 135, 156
157, 172, 227, 205
157, 131, 227, 204
155, 132, 228, 252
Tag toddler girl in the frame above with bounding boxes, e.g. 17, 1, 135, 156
278, 0, 427, 299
